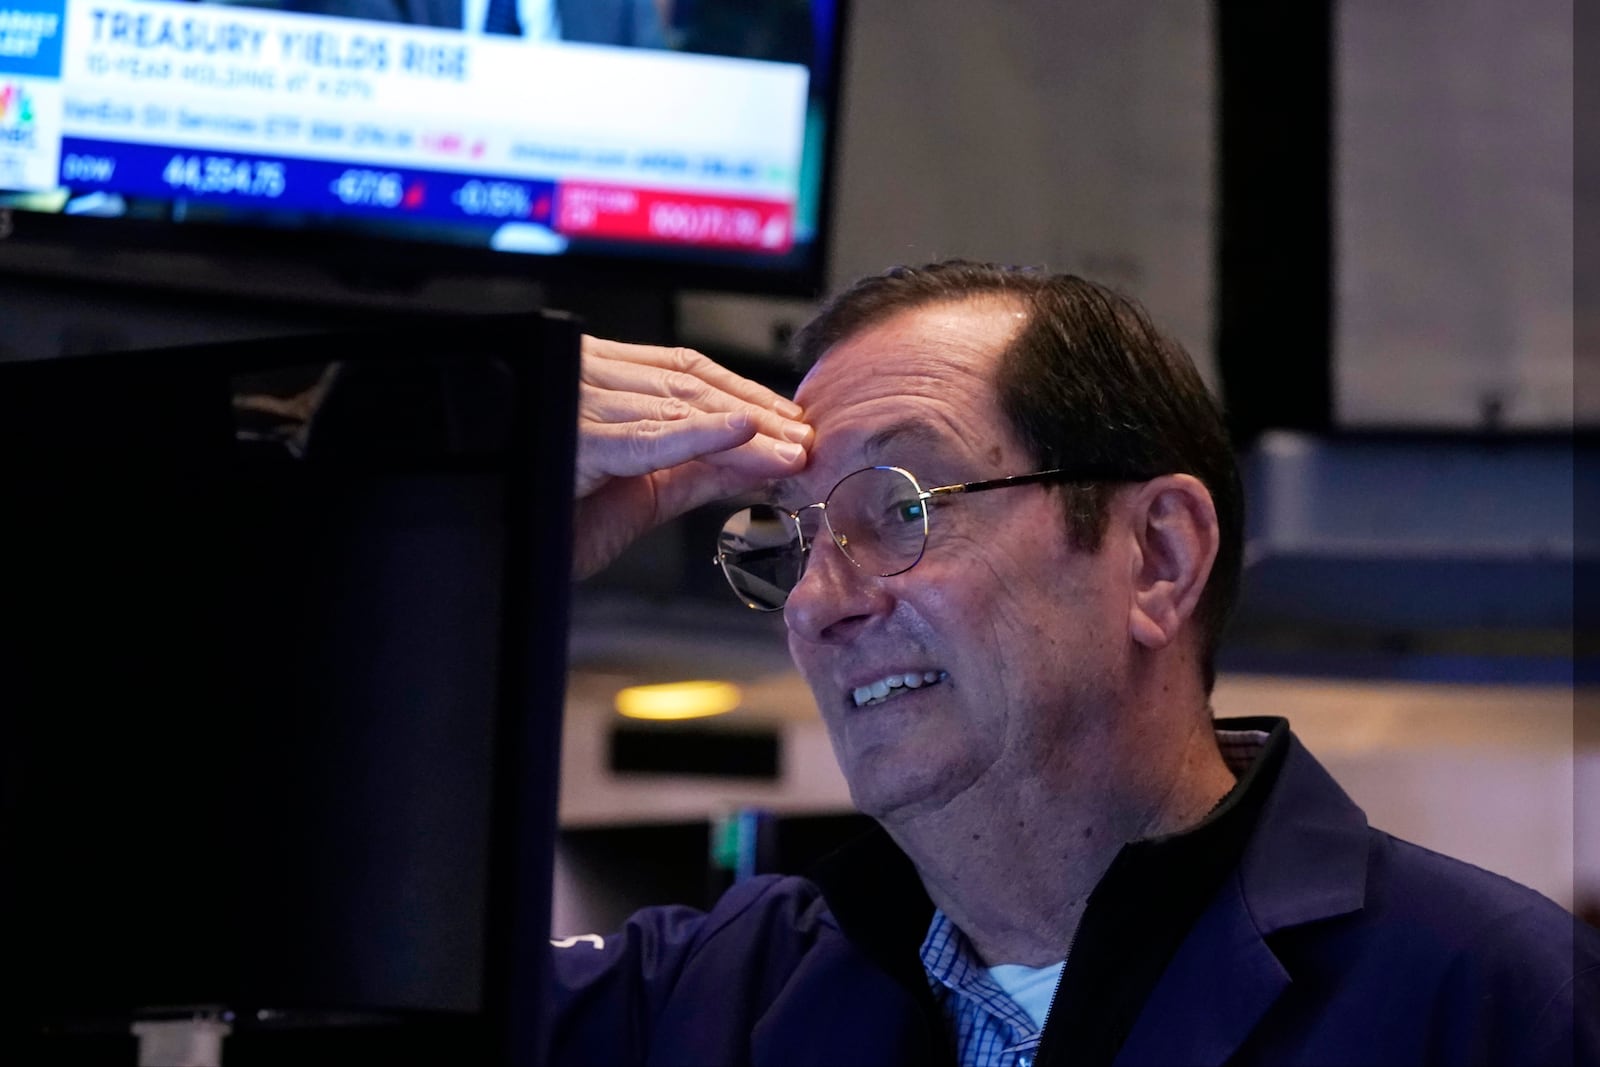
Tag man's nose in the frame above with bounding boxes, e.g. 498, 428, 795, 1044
783, 530, 889, 644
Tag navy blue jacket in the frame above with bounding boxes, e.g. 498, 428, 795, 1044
549, 727, 1600, 1066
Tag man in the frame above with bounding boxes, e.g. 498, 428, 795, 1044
556, 261, 1598, 1066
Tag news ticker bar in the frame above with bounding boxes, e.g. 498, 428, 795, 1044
58, 135, 794, 251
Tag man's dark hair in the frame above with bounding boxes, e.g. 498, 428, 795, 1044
789, 260, 1243, 694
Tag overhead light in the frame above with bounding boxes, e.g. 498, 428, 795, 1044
614, 680, 742, 721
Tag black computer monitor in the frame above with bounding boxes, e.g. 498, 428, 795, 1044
0, 311, 579, 1064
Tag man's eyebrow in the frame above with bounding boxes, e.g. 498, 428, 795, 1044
765, 421, 947, 506
864, 420, 941, 456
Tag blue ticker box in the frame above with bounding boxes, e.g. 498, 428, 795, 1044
59, 136, 560, 226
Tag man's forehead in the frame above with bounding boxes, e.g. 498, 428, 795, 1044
794, 312, 1015, 416
797, 297, 1027, 381
773, 298, 1029, 503
765, 420, 952, 504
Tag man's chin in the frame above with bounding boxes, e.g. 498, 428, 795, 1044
845, 760, 970, 823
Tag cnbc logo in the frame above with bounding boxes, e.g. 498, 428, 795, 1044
0, 81, 35, 147
0, 81, 33, 125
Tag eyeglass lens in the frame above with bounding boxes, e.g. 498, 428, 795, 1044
716, 505, 803, 610
716, 467, 930, 610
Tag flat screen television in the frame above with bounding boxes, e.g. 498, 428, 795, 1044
0, 0, 844, 299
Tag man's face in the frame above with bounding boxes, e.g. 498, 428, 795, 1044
782, 298, 1138, 823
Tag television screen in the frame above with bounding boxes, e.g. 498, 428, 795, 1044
0, 0, 841, 295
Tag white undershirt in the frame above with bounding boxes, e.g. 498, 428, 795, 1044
461, 0, 561, 40
987, 960, 1065, 1032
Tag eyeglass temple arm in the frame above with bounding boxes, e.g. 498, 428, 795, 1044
927, 465, 1148, 498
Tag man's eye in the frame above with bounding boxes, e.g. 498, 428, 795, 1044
892, 500, 925, 524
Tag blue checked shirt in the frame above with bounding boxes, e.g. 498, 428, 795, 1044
921, 909, 1058, 1067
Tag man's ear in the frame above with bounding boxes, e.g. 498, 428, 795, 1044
1125, 475, 1219, 650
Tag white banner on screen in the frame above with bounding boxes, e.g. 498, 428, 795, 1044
50, 0, 807, 195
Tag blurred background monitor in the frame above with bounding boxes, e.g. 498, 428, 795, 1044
0, 0, 845, 301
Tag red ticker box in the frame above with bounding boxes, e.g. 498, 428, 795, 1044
556, 183, 793, 253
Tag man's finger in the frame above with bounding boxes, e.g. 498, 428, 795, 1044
580, 379, 812, 446
582, 356, 777, 419
575, 412, 805, 496
582, 336, 804, 418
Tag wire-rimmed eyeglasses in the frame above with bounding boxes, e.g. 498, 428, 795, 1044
713, 463, 1149, 611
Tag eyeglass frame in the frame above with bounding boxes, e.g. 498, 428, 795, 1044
712, 462, 1156, 611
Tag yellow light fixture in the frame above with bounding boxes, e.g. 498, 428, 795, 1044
614, 680, 743, 721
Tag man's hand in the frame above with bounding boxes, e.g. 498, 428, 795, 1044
573, 336, 813, 579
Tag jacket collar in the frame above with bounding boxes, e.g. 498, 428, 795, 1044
1036, 716, 1291, 1067
806, 821, 935, 993
1114, 723, 1370, 1066
805, 719, 1372, 1067
1235, 728, 1370, 934
808, 720, 1350, 956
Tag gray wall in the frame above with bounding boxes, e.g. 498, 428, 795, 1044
683, 1, 1217, 388
686, 0, 1582, 433
1338, 0, 1577, 429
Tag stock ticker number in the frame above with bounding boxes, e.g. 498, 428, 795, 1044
329, 168, 405, 209
452, 180, 534, 219
648, 201, 762, 245
162, 154, 286, 198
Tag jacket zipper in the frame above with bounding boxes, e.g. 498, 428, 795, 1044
1025, 931, 1072, 1067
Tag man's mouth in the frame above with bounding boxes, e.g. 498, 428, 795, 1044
850, 670, 947, 708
